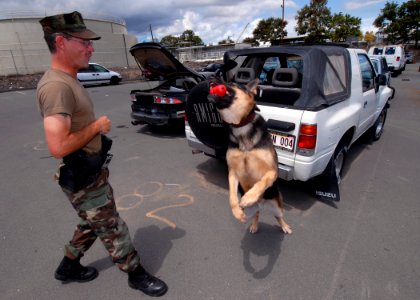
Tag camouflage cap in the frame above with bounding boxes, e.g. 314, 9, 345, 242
39, 11, 101, 40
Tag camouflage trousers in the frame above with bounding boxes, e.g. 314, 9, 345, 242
60, 168, 141, 273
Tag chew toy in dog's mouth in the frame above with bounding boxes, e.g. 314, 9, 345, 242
209, 83, 228, 97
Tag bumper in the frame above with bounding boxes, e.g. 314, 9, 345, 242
131, 110, 185, 126
185, 123, 225, 158
186, 122, 332, 181
276, 149, 333, 182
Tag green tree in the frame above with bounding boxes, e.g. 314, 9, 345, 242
218, 38, 235, 45
373, 1, 400, 43
397, 0, 420, 46
179, 29, 203, 46
295, 0, 331, 43
252, 17, 287, 45
242, 37, 259, 47
160, 35, 180, 47
330, 13, 362, 42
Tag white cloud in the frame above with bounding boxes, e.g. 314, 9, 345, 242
345, 0, 385, 11
0, 0, 386, 45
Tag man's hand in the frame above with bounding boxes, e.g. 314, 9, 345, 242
44, 114, 112, 158
96, 116, 111, 134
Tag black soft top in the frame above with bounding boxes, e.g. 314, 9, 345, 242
224, 45, 352, 109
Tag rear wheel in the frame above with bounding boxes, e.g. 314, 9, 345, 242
326, 142, 348, 184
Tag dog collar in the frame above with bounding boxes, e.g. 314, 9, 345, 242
232, 111, 256, 128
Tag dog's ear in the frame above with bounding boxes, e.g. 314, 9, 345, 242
246, 79, 260, 96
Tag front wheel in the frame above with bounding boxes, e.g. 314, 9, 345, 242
368, 108, 387, 141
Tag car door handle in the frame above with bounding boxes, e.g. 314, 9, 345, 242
364, 101, 367, 108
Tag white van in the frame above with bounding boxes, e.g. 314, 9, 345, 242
368, 46, 384, 56
383, 45, 406, 75
368, 45, 406, 75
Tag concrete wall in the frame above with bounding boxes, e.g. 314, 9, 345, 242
0, 17, 138, 75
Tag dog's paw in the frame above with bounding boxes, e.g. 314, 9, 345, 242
281, 224, 293, 234
249, 223, 259, 234
239, 194, 257, 208
232, 208, 247, 224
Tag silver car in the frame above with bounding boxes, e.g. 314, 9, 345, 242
77, 63, 122, 85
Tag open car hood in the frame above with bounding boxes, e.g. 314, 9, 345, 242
129, 42, 205, 81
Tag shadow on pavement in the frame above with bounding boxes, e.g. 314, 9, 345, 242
132, 225, 186, 274
241, 223, 285, 279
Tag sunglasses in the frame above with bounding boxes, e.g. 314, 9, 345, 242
60, 34, 93, 47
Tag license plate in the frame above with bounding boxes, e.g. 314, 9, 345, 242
270, 132, 295, 152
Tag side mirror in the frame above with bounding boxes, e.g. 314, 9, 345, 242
377, 74, 387, 86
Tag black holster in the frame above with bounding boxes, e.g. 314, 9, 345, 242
58, 135, 113, 193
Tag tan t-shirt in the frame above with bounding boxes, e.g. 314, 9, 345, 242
37, 69, 101, 154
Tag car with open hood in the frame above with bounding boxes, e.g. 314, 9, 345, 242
129, 42, 207, 127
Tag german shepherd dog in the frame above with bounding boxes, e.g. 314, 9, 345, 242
208, 78, 292, 234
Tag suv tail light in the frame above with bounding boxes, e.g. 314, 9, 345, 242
297, 124, 317, 156
396, 56, 400, 61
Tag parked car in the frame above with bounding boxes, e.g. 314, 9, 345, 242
369, 55, 391, 84
199, 63, 224, 72
370, 55, 395, 99
129, 42, 207, 126
198, 63, 224, 78
405, 51, 414, 64
77, 63, 122, 85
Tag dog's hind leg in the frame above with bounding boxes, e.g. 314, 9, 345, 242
264, 198, 292, 234
249, 211, 260, 234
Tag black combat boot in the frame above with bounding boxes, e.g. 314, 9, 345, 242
128, 265, 168, 297
54, 256, 98, 282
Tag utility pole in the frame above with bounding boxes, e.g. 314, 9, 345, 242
281, 0, 284, 43
149, 24, 154, 42
236, 23, 250, 43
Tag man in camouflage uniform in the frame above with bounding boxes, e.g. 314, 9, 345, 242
36, 11, 167, 297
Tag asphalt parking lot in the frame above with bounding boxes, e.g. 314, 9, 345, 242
0, 64, 419, 300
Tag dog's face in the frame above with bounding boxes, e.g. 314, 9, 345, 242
208, 78, 259, 125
